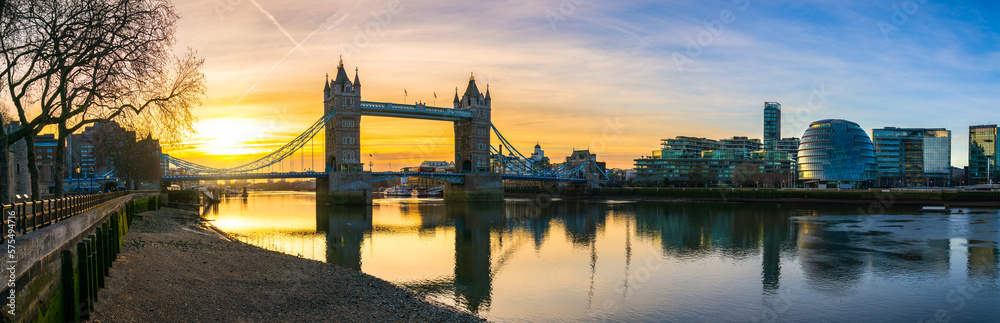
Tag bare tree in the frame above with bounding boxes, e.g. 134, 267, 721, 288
1, 0, 204, 198
53, 50, 204, 197
0, 0, 7, 203
93, 122, 161, 190
0, 107, 10, 203
734, 162, 761, 188
0, 0, 57, 200
686, 164, 714, 188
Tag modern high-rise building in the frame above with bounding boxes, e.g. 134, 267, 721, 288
764, 102, 781, 151
720, 136, 762, 158
660, 136, 723, 157
798, 119, 877, 188
634, 136, 795, 186
969, 125, 998, 185
872, 127, 951, 187
775, 137, 800, 159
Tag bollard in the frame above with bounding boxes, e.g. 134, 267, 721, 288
127, 202, 134, 226
61, 250, 77, 323
111, 216, 119, 261
96, 228, 106, 288
102, 223, 112, 272
108, 220, 116, 265
77, 241, 91, 317
87, 236, 98, 301
119, 210, 127, 240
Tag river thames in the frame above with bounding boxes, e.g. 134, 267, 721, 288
204, 192, 1000, 322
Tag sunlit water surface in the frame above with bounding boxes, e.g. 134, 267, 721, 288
205, 192, 1000, 322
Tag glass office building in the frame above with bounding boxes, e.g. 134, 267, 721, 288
634, 136, 795, 187
872, 127, 951, 187
969, 125, 998, 185
764, 102, 781, 151
776, 137, 800, 159
798, 119, 877, 188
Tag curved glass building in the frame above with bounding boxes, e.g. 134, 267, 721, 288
798, 119, 877, 187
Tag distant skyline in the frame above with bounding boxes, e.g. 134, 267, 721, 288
157, 0, 998, 170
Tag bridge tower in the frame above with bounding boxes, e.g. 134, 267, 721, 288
319, 60, 372, 205
447, 75, 502, 201
454, 75, 492, 173
325, 59, 362, 172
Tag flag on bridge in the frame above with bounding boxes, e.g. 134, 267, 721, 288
434, 92, 437, 98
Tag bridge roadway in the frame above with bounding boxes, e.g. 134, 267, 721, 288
162, 171, 586, 183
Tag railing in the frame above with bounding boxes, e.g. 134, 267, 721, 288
1, 191, 129, 240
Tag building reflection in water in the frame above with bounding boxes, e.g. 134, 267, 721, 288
630, 203, 799, 294
448, 202, 503, 313
312, 198, 999, 315
968, 240, 999, 281
316, 205, 373, 271
317, 201, 504, 313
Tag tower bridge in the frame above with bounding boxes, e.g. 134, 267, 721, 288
162, 60, 608, 204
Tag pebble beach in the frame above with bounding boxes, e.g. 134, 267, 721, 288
91, 207, 484, 322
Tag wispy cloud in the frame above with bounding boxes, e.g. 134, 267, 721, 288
247, 0, 302, 48
168, 0, 1000, 170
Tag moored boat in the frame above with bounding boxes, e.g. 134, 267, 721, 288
384, 186, 412, 197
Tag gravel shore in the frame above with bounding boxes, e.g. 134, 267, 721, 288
92, 207, 484, 322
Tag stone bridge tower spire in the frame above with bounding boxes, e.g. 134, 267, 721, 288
448, 73, 502, 200
454, 73, 492, 173
325, 57, 362, 172
320, 58, 372, 205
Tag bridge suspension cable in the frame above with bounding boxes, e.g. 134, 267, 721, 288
162, 112, 595, 181
489, 123, 591, 178
162, 110, 336, 174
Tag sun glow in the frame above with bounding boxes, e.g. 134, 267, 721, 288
194, 118, 274, 157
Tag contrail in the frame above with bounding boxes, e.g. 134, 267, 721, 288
228, 30, 321, 110
227, 12, 351, 110
247, 0, 302, 48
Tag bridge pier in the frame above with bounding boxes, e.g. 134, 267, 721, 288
444, 173, 503, 201
319, 171, 373, 205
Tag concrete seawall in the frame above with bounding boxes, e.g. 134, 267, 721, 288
506, 188, 1000, 206
2, 193, 159, 322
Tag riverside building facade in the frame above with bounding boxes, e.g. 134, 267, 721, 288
634, 136, 795, 187
969, 125, 998, 185
872, 127, 951, 187
764, 102, 781, 151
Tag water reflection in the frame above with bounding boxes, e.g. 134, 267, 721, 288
211, 194, 1000, 321
630, 203, 799, 292
450, 202, 502, 312
317, 206, 371, 270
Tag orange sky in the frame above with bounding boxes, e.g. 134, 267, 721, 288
161, 0, 774, 172
161, 0, 998, 171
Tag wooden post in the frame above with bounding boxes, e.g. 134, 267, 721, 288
77, 241, 91, 318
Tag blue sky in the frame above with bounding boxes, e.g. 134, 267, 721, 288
170, 0, 1000, 169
